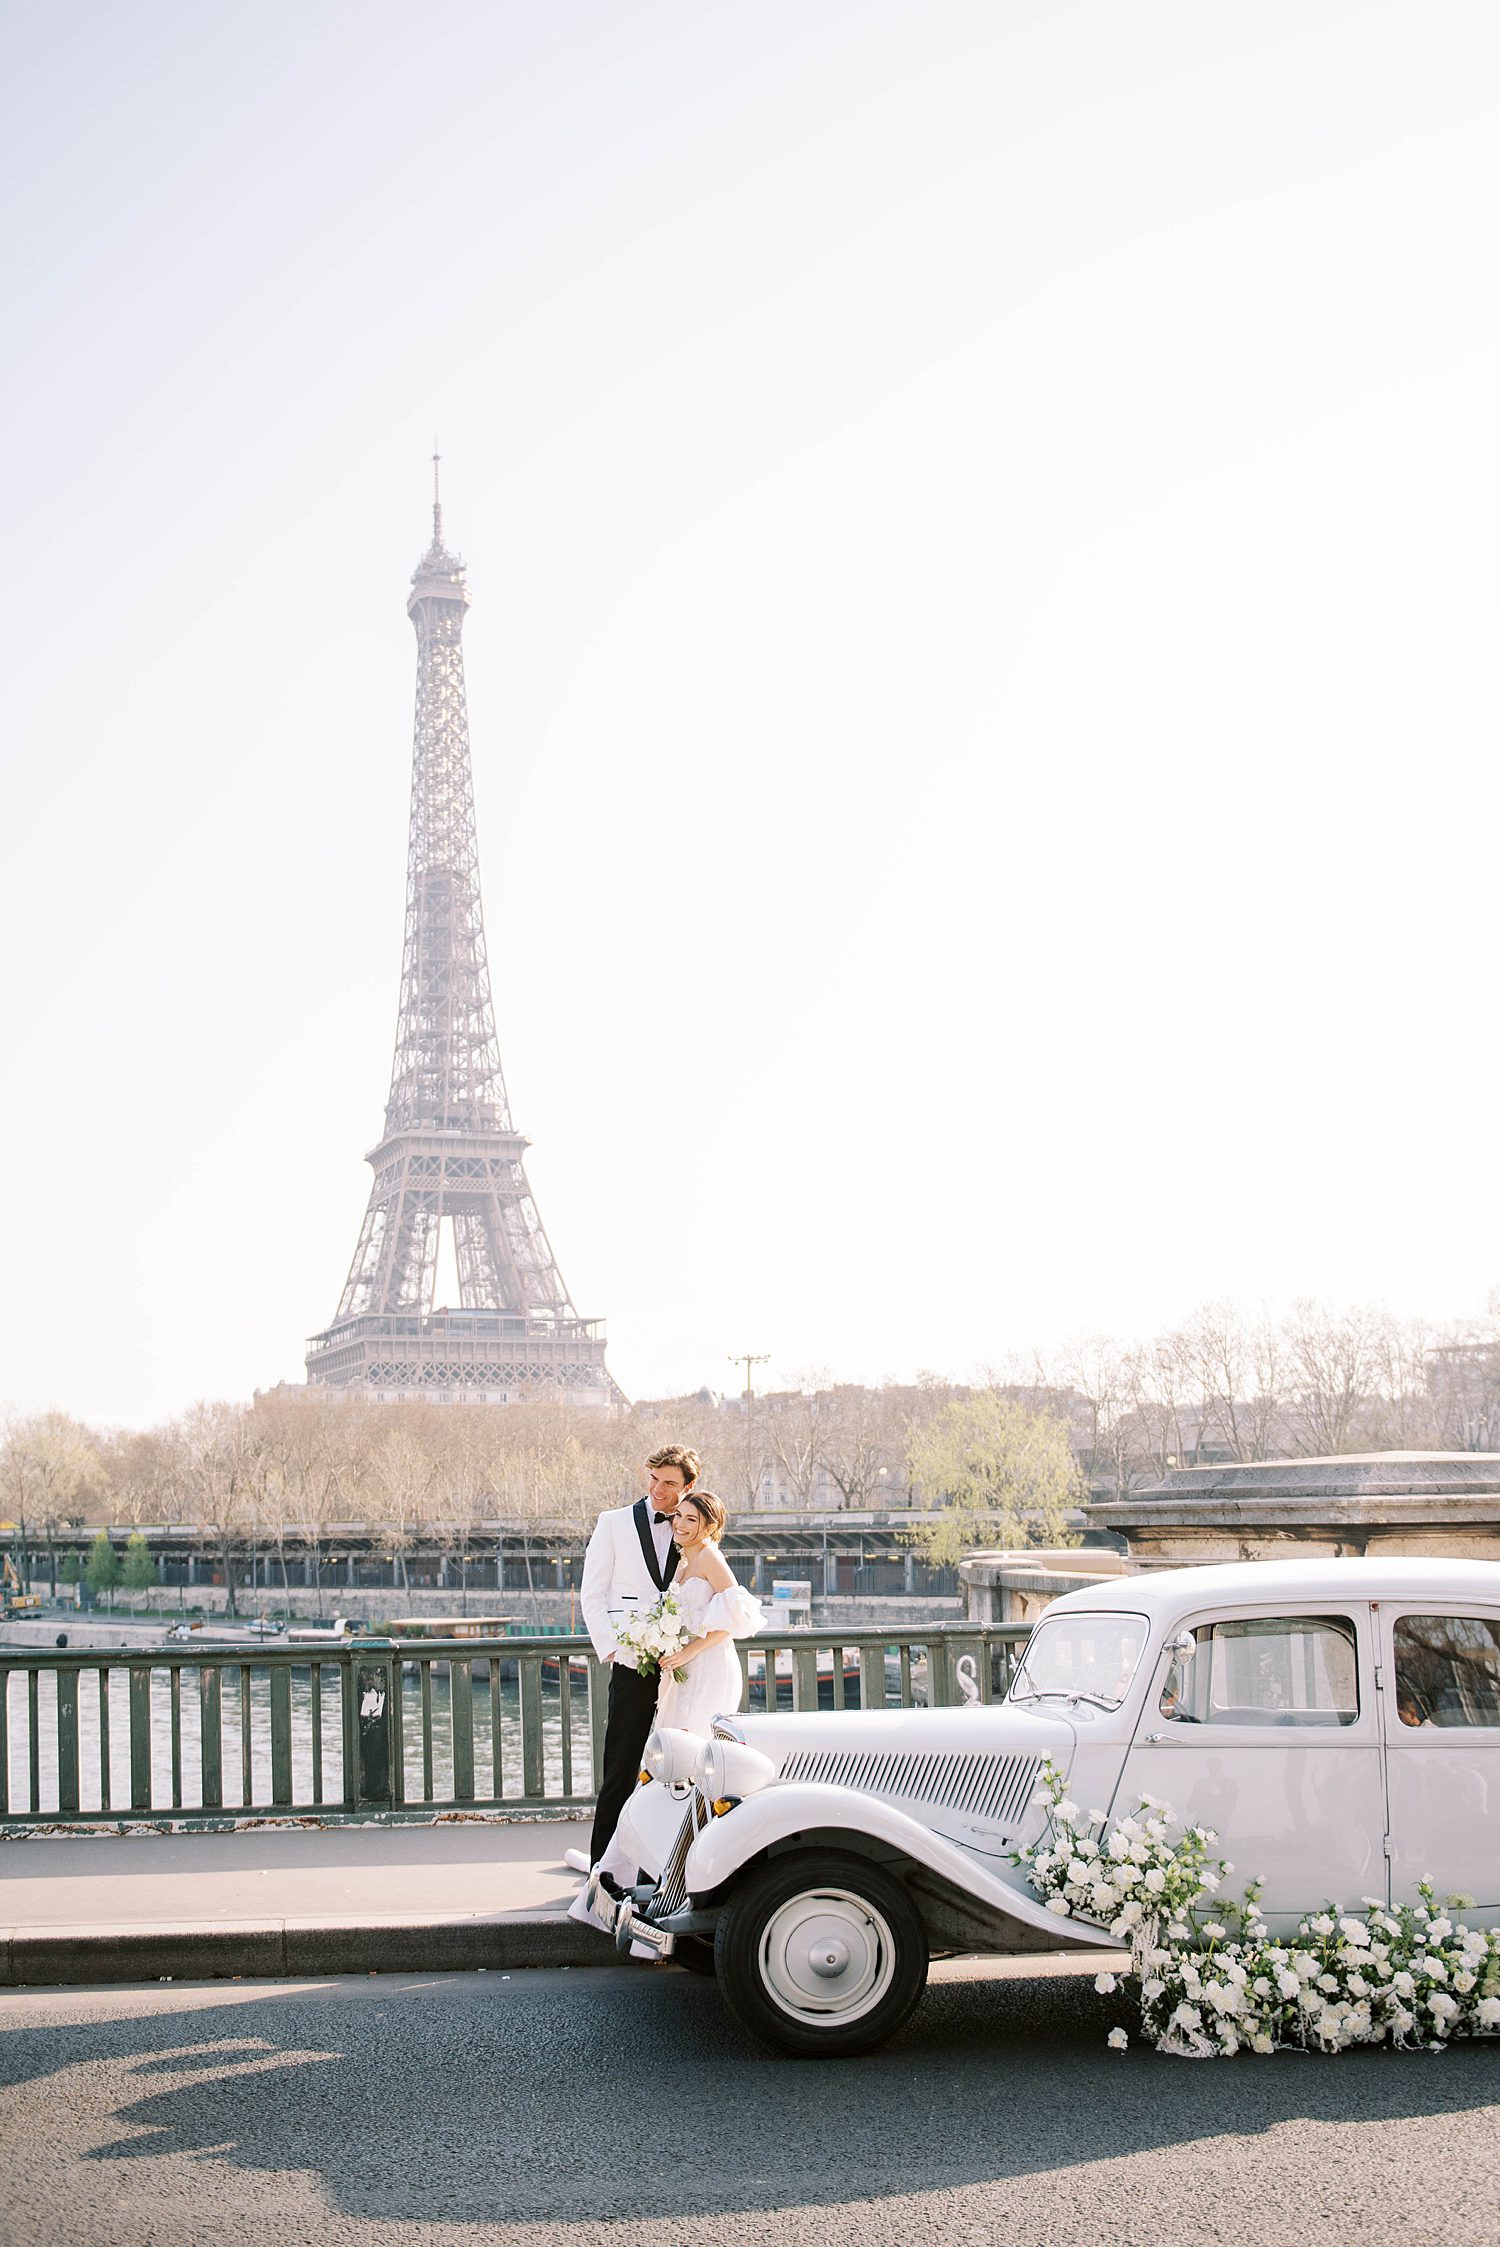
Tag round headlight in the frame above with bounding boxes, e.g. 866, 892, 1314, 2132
694, 1738, 777, 1800
642, 1726, 704, 1787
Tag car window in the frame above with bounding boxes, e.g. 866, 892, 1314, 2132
1008, 1612, 1148, 1708
1393, 1613, 1500, 1728
1160, 1614, 1359, 1727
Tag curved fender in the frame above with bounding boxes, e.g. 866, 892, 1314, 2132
611, 1779, 696, 1880
685, 1782, 1119, 1951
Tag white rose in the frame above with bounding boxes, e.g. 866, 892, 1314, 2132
1142, 1977, 1166, 2001
1094, 1972, 1118, 1994
1475, 1997, 1500, 2029
1143, 1868, 1167, 1895
1250, 2031, 1274, 2054
1392, 1971, 1416, 1998
1430, 1993, 1459, 2022
1046, 1895, 1072, 1917
1107, 2027, 1129, 2052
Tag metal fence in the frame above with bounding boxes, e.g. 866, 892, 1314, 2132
0, 1624, 1031, 1829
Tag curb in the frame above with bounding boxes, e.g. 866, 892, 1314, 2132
0, 1913, 612, 1988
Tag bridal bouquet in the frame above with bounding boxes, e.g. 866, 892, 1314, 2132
615, 1589, 692, 1682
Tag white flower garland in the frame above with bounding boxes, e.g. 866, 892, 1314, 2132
1016, 1758, 1500, 2057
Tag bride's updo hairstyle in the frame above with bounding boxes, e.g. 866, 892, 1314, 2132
678, 1489, 727, 1543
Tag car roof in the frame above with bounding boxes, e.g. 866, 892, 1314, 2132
1043, 1555, 1500, 1619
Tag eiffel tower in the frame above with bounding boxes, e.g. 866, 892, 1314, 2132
306, 466, 618, 1406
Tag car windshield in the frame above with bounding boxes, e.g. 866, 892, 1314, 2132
1009, 1612, 1149, 1708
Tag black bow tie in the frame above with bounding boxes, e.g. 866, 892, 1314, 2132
652, 1512, 675, 1527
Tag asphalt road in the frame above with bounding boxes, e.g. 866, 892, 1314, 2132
1, 1963, 1497, 2247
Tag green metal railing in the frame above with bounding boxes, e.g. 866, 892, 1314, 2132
0, 1624, 1030, 1829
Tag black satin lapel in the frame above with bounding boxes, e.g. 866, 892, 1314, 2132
633, 1497, 665, 1591
662, 1537, 680, 1589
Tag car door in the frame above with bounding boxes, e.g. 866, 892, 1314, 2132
1381, 1600, 1500, 1916
1116, 1603, 1386, 1931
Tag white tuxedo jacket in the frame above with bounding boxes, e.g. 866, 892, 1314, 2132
579, 1498, 680, 1666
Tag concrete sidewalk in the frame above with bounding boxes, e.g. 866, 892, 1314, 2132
0, 1819, 606, 1985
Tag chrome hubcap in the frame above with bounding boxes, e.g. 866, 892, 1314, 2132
759, 1887, 897, 2023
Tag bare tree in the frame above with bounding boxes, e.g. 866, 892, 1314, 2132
101, 1428, 179, 1530
816, 1385, 908, 1510
0, 1412, 101, 1597
255, 1389, 374, 1603
368, 1421, 443, 1599
1045, 1336, 1140, 1496
174, 1402, 256, 1615
765, 1388, 828, 1507
1281, 1301, 1390, 1456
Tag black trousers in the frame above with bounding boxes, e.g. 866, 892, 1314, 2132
590, 1661, 660, 1866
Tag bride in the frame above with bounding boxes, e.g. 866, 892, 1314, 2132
654, 1489, 764, 1735
570, 1488, 763, 1926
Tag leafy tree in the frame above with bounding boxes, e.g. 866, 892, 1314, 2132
905, 1391, 1082, 1566
121, 1530, 159, 1613
85, 1531, 122, 1609
59, 1551, 81, 1589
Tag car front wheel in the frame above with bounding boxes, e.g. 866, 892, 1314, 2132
713, 1849, 928, 2057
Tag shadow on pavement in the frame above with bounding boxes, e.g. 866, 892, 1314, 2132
5, 1967, 1499, 2229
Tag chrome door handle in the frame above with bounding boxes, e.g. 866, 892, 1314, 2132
1142, 1731, 1167, 1744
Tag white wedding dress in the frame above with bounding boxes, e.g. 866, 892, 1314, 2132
655, 1573, 765, 1735
569, 1569, 765, 1928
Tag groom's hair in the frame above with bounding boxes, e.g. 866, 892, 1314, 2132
646, 1443, 700, 1486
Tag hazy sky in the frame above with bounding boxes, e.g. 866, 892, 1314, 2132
3, 1, 1498, 1430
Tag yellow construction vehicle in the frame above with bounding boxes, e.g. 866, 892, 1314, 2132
0, 1531, 44, 1617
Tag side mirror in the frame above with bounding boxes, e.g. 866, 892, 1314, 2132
1166, 1629, 1197, 1662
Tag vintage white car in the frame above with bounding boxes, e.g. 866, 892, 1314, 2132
584, 1556, 1500, 2054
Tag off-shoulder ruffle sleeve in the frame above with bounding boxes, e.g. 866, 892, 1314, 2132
704, 1584, 765, 1639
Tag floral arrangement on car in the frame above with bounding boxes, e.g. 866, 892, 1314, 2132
1016, 1758, 1500, 2058
614, 1590, 692, 1683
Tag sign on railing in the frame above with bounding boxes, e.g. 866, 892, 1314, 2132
0, 1625, 1030, 1828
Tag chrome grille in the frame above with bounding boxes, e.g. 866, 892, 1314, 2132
648, 1790, 711, 1918
775, 1747, 1043, 1829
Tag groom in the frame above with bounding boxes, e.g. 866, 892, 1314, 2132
577, 1443, 701, 1873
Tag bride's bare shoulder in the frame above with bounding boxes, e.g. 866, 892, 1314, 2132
699, 1545, 734, 1590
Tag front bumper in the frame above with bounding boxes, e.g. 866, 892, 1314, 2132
584, 1784, 716, 1958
